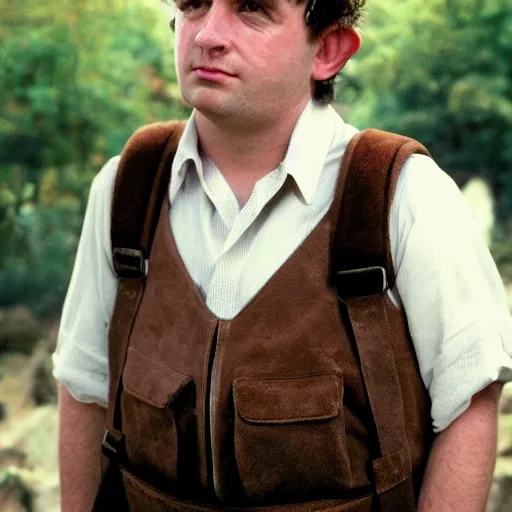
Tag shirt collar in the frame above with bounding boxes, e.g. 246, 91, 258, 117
169, 114, 202, 204
169, 100, 338, 206
282, 100, 337, 205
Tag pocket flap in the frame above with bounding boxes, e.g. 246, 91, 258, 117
233, 374, 342, 424
123, 346, 192, 408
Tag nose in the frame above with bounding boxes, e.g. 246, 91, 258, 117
195, 3, 231, 54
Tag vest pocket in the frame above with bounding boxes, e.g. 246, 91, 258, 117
232, 374, 352, 501
121, 346, 192, 489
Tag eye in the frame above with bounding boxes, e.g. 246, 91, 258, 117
239, 0, 265, 14
177, 0, 208, 12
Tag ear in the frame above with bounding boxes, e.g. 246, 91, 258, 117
311, 27, 361, 81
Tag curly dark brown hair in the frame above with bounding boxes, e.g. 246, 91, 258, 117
300, 0, 366, 103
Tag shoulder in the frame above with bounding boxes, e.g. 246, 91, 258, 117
392, 153, 476, 241
90, 155, 121, 203
395, 153, 464, 218
81, 156, 121, 262
389, 151, 483, 284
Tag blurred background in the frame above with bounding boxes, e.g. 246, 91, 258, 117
0, 0, 511, 510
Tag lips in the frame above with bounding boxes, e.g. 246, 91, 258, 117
193, 66, 235, 77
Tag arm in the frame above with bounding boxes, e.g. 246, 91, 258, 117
389, 157, 512, 507
417, 382, 502, 512
54, 159, 120, 510
58, 382, 107, 512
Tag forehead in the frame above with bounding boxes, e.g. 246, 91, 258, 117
167, 0, 307, 7
166, 0, 309, 22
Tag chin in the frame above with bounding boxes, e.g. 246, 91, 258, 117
188, 95, 234, 119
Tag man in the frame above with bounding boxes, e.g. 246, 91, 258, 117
54, 0, 512, 510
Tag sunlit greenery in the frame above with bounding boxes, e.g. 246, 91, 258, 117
1, 0, 511, 316
339, 0, 512, 217
0, 0, 189, 315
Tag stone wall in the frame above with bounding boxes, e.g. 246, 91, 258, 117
0, 308, 59, 512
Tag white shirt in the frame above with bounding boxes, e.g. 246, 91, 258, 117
52, 101, 512, 432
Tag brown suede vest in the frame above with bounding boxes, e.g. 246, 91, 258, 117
95, 123, 433, 512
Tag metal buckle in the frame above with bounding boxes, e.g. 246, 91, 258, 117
335, 266, 387, 301
102, 429, 125, 460
112, 248, 147, 279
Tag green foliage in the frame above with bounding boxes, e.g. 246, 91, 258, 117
0, 0, 190, 317
2, 0, 512, 315
0, 204, 78, 317
340, 0, 512, 219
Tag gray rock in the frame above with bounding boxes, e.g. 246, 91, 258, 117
0, 307, 43, 354
461, 177, 494, 247
488, 476, 512, 512
0, 406, 60, 512
501, 394, 512, 415
500, 384, 512, 415
0, 472, 32, 512
32, 353, 57, 406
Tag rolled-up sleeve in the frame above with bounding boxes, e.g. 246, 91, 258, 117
52, 156, 120, 407
391, 154, 512, 432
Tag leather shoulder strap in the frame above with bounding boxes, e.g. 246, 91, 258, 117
111, 120, 186, 277
100, 121, 186, 494
332, 128, 430, 291
333, 129, 431, 512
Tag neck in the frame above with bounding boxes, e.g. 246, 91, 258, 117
194, 100, 309, 206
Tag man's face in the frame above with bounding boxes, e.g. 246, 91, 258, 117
173, 0, 318, 126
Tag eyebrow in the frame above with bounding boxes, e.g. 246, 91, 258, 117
237, 0, 279, 12
258, 0, 277, 8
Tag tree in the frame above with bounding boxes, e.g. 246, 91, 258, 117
339, 0, 512, 218
0, 0, 190, 315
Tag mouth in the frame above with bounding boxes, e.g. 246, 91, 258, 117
193, 66, 236, 81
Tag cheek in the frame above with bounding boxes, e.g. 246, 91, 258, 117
174, 15, 191, 70
260, 34, 314, 79
273, 28, 312, 63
